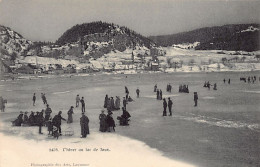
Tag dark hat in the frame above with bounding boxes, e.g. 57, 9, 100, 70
71, 106, 74, 108
58, 111, 62, 114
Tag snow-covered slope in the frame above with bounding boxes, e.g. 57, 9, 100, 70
0, 25, 32, 58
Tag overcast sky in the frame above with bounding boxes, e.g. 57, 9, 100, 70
0, 0, 259, 42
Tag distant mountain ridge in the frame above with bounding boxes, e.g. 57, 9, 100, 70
149, 24, 260, 51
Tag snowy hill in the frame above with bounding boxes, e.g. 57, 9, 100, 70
0, 25, 32, 60
149, 24, 260, 51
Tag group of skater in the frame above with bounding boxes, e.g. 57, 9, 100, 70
179, 84, 189, 93
203, 81, 217, 90
8, 74, 259, 140
240, 76, 257, 83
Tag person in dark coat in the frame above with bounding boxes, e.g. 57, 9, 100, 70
38, 110, 44, 134
114, 96, 120, 110
13, 111, 24, 126
45, 104, 52, 122
154, 84, 157, 92
67, 106, 74, 123
33, 93, 36, 106
118, 107, 131, 126
213, 83, 217, 90
110, 97, 115, 110
223, 79, 226, 83
52, 111, 66, 134
168, 98, 173, 116
163, 98, 167, 116
123, 97, 127, 109
28, 111, 35, 126
136, 88, 140, 98
80, 113, 89, 138
80, 97, 85, 113
156, 89, 159, 100
99, 110, 107, 132
42, 93, 47, 105
106, 113, 115, 132
23, 111, 29, 124
194, 92, 198, 107
168, 84, 172, 92
228, 79, 230, 84
104, 94, 108, 108
125, 86, 129, 100
46, 117, 53, 135
159, 90, 163, 100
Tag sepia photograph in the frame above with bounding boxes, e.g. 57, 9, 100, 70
0, 0, 259, 167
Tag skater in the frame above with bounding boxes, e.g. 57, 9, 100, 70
159, 90, 162, 100
67, 106, 74, 123
13, 111, 24, 126
168, 98, 173, 116
223, 79, 226, 84
23, 111, 29, 124
114, 96, 120, 110
228, 79, 230, 84
104, 94, 108, 108
32, 93, 36, 106
42, 93, 47, 105
80, 97, 85, 113
194, 92, 198, 107
38, 111, 44, 134
110, 97, 115, 110
163, 98, 167, 116
28, 111, 36, 126
125, 86, 129, 100
136, 88, 140, 98
213, 83, 217, 90
118, 107, 131, 126
80, 112, 89, 138
76, 95, 80, 107
46, 117, 53, 135
156, 89, 160, 100
168, 84, 172, 93
45, 104, 52, 122
106, 112, 115, 132
123, 97, 127, 109
99, 110, 107, 132
0, 96, 6, 112
154, 84, 157, 92
52, 111, 66, 135
128, 96, 134, 102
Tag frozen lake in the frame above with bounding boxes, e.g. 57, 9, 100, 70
0, 71, 259, 167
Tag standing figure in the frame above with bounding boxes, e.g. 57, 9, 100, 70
99, 110, 107, 132
46, 117, 53, 135
125, 86, 129, 100
76, 95, 80, 107
28, 111, 35, 126
106, 112, 116, 132
67, 106, 74, 123
52, 111, 66, 135
107, 98, 111, 111
156, 89, 160, 100
38, 110, 44, 134
168, 98, 173, 116
194, 92, 198, 107
42, 94, 47, 105
159, 90, 163, 100
80, 113, 90, 138
169, 84, 172, 93
115, 96, 120, 110
228, 79, 230, 84
23, 111, 29, 124
163, 98, 167, 116
110, 97, 115, 110
123, 97, 127, 109
223, 79, 226, 83
154, 84, 157, 92
45, 104, 52, 122
136, 88, 140, 98
0, 96, 6, 112
104, 94, 108, 108
33, 93, 36, 106
213, 83, 217, 90
80, 97, 85, 113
